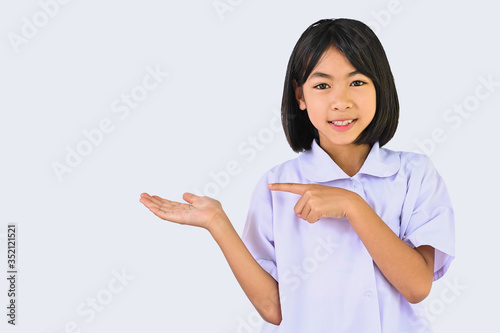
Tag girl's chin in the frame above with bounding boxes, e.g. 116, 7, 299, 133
317, 136, 358, 147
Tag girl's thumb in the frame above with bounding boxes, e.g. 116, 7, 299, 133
183, 192, 198, 204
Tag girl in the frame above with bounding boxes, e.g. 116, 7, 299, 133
140, 18, 455, 332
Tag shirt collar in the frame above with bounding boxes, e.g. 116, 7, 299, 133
298, 139, 401, 183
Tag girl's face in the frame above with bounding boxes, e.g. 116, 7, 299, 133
295, 47, 377, 151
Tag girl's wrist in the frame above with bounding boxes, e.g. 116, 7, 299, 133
344, 191, 366, 221
207, 211, 232, 237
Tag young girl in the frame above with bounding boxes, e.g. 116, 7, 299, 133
140, 18, 455, 332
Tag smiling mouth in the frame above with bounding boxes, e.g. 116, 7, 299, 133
328, 119, 356, 126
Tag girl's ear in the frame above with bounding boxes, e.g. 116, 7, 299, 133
293, 79, 307, 110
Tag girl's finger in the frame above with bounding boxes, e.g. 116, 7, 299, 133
301, 203, 312, 222
149, 205, 182, 222
151, 195, 182, 208
139, 196, 157, 209
182, 192, 199, 204
293, 195, 307, 216
141, 196, 174, 214
149, 195, 167, 205
140, 194, 159, 206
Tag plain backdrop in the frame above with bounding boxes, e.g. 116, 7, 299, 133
1, 0, 499, 332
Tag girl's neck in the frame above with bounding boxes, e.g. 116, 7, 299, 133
318, 140, 371, 178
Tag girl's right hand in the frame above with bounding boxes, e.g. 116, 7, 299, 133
139, 192, 226, 231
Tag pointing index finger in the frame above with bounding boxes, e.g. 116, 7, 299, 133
268, 183, 306, 195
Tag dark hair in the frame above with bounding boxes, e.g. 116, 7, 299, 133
281, 18, 399, 152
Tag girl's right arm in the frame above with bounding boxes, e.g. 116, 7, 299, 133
139, 192, 282, 325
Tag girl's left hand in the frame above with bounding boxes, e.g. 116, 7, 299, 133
268, 183, 360, 223
139, 192, 227, 231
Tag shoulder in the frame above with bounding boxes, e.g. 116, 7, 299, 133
381, 146, 449, 198
258, 155, 302, 183
248, 155, 303, 199
380, 145, 434, 176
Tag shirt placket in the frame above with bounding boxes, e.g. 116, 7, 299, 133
347, 177, 383, 333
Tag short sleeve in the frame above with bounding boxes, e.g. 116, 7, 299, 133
400, 156, 455, 281
241, 173, 278, 282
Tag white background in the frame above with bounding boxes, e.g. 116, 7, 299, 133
1, 0, 499, 332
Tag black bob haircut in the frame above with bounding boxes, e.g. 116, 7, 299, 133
281, 18, 399, 152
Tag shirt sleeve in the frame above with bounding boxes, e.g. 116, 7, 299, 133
400, 155, 455, 281
241, 172, 278, 282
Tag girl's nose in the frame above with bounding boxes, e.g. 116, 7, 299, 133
330, 87, 353, 111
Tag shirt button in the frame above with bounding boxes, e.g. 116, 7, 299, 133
364, 291, 375, 300
351, 180, 358, 189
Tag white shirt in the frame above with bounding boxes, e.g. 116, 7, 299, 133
242, 140, 455, 332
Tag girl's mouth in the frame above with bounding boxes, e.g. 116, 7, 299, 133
329, 119, 355, 126
328, 119, 357, 131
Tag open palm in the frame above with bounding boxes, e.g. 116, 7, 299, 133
139, 192, 224, 230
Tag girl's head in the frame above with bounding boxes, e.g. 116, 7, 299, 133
282, 18, 399, 152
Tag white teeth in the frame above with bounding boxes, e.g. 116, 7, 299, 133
332, 119, 354, 126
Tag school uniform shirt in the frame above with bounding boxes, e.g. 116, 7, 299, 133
242, 139, 455, 333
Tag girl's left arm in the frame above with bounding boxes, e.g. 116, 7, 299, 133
268, 183, 434, 304
345, 193, 434, 304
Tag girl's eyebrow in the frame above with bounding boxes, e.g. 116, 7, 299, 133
310, 70, 362, 79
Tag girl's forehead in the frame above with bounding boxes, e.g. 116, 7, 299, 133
312, 47, 357, 74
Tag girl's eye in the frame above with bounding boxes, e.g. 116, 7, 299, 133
351, 80, 366, 87
314, 83, 330, 89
